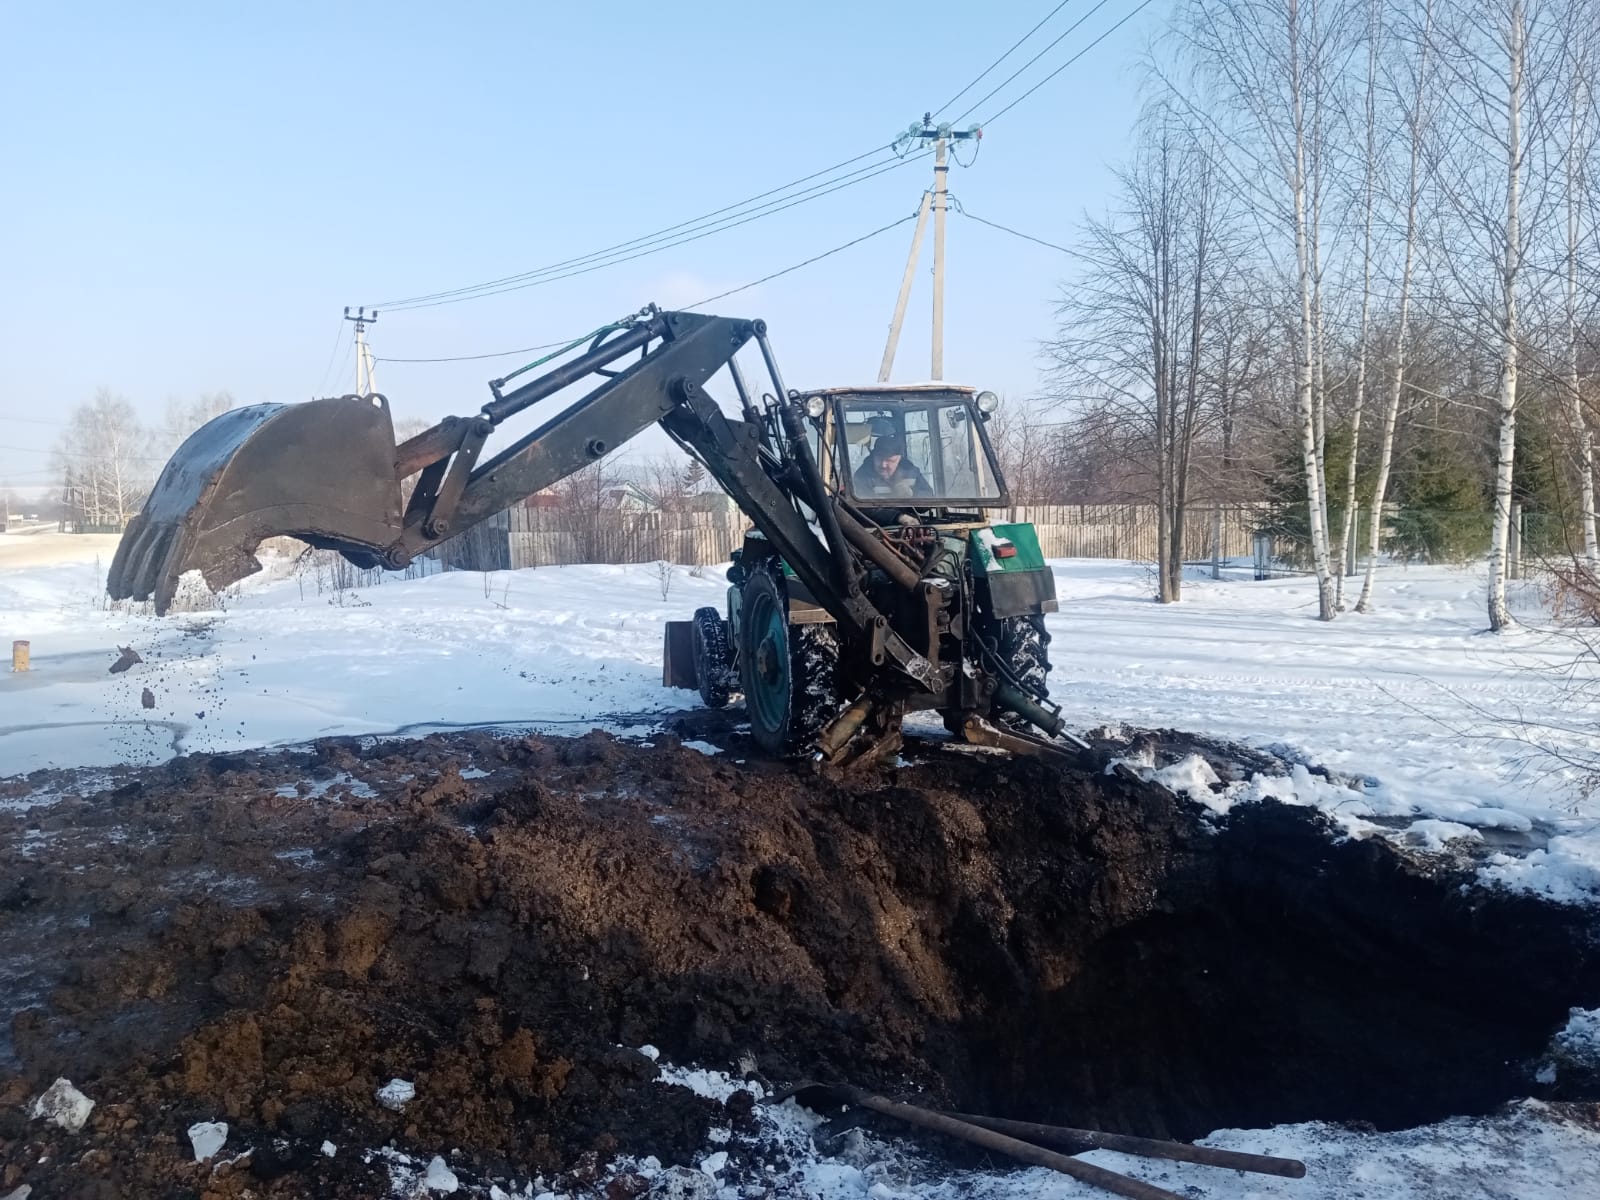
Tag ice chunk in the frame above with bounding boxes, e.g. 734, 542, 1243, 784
187, 1121, 228, 1162
698, 1150, 728, 1177
322, 1140, 337, 1157
29, 1078, 94, 1133
376, 1077, 416, 1110
423, 1155, 459, 1193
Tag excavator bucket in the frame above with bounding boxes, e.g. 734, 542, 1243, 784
108, 395, 405, 614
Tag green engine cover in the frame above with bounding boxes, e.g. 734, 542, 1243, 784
969, 523, 1056, 618
970, 523, 1047, 574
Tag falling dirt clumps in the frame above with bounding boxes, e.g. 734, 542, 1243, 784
2, 728, 1599, 1197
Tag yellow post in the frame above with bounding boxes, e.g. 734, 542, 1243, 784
11, 640, 29, 672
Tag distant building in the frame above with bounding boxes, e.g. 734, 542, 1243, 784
606, 481, 659, 513
684, 491, 740, 516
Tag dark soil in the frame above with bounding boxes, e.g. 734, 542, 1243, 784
2, 728, 1598, 1198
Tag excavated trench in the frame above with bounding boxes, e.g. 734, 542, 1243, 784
1, 728, 1598, 1197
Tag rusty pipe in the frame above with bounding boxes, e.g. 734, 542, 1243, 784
944, 1112, 1306, 1179
831, 503, 919, 591
847, 1092, 1189, 1200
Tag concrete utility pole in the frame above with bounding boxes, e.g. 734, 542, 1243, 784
344, 305, 380, 395
878, 114, 979, 382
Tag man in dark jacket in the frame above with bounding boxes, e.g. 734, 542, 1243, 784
852, 435, 933, 500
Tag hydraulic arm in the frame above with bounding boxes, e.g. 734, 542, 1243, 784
108, 307, 941, 692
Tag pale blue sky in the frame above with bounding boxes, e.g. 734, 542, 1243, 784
0, 0, 1157, 484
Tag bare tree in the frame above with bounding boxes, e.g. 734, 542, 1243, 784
986, 398, 1067, 504
1046, 108, 1236, 601
1559, 9, 1599, 568
1358, 0, 1436, 612
551, 458, 621, 562
1182, 0, 1350, 619
1427, 0, 1560, 629
53, 389, 149, 529
153, 391, 236, 462
1333, 0, 1383, 607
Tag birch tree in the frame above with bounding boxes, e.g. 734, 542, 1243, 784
1428, 0, 1556, 630
1357, 0, 1434, 612
1333, 0, 1382, 608
53, 389, 149, 528
1183, 0, 1347, 619
1045, 110, 1235, 602
1559, 9, 1599, 568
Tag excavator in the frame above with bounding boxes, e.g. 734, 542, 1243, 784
108, 306, 1082, 768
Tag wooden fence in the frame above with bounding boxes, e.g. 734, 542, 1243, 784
436, 502, 1264, 570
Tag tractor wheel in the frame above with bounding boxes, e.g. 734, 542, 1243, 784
738, 565, 840, 755
995, 613, 1052, 727
691, 606, 733, 709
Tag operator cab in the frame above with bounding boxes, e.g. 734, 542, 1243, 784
802, 383, 1008, 513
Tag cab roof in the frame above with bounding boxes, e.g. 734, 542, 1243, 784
797, 382, 977, 398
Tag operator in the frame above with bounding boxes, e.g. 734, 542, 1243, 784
852, 434, 933, 500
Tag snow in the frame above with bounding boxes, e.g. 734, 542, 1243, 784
27, 1078, 93, 1133
4, 550, 1599, 894
0, 545, 727, 776
376, 1077, 416, 1110
643, 1061, 1600, 1200
6, 541, 1600, 1195
423, 1154, 460, 1193
322, 1139, 337, 1157
186, 1120, 228, 1162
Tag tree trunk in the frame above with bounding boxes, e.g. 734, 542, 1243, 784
1337, 0, 1380, 610
1486, 0, 1524, 633
1289, 0, 1336, 620
1358, 0, 1431, 614
1566, 58, 1599, 569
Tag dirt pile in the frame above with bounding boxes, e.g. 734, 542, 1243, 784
2, 729, 1598, 1197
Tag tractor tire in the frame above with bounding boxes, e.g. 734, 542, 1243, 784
738, 565, 841, 756
691, 606, 733, 709
995, 613, 1052, 727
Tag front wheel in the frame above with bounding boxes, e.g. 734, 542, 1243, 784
691, 606, 733, 709
738, 565, 840, 755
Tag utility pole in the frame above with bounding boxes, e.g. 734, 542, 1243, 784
344, 305, 380, 395
878, 114, 979, 382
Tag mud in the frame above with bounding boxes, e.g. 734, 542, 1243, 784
2, 728, 1598, 1198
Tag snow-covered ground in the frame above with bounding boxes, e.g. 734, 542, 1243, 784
4, 532, 1596, 895
4, 530, 1600, 1198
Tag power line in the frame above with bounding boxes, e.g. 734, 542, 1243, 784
687, 210, 920, 310
955, 205, 1073, 254
382, 152, 933, 312
378, 212, 920, 369
377, 337, 579, 365
952, 0, 1118, 125
0, 442, 172, 464
932, 0, 1075, 118
977, 0, 1160, 127
372, 143, 903, 311
315, 316, 349, 395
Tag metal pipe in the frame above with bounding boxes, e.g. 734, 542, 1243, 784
833, 503, 919, 591
850, 1092, 1188, 1200
482, 319, 660, 425
943, 1113, 1306, 1179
